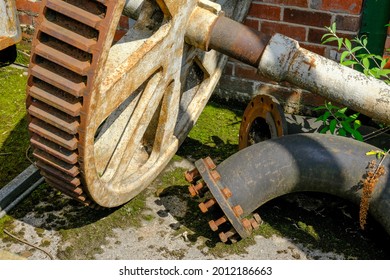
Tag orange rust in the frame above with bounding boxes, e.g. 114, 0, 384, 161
232, 205, 243, 217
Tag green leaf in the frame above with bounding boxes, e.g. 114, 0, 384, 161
322, 36, 339, 45
353, 119, 362, 130
338, 107, 348, 114
362, 37, 368, 47
337, 38, 343, 50
342, 60, 358, 66
313, 105, 327, 111
340, 51, 349, 63
344, 38, 352, 50
320, 126, 330, 134
351, 46, 363, 53
362, 57, 370, 69
338, 128, 347, 136
341, 121, 354, 134
352, 130, 364, 141
329, 119, 337, 134
331, 22, 337, 33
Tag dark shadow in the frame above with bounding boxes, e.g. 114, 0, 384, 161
155, 184, 222, 248
0, 116, 31, 189
255, 192, 390, 259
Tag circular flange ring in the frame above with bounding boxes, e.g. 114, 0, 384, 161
239, 94, 288, 150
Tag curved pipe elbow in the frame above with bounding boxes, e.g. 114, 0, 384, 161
188, 134, 390, 242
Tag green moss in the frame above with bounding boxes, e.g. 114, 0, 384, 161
177, 102, 242, 162
0, 215, 14, 239
0, 65, 30, 189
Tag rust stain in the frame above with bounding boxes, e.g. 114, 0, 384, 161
303, 57, 317, 71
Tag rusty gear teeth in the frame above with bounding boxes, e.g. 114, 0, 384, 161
26, 0, 117, 206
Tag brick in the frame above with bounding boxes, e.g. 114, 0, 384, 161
261, 21, 306, 41
311, 0, 363, 15
243, 18, 260, 31
284, 8, 332, 28
223, 62, 234, 76
218, 76, 255, 95
335, 15, 361, 32
248, 3, 281, 21
16, 0, 42, 15
299, 42, 326, 56
308, 28, 354, 46
257, 0, 308, 8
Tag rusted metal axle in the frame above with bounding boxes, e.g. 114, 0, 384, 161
186, 8, 390, 125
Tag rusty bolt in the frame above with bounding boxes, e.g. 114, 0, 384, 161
219, 229, 237, 243
210, 170, 221, 181
199, 198, 216, 213
221, 187, 232, 198
209, 216, 227, 231
249, 218, 259, 230
232, 205, 243, 217
184, 168, 200, 183
253, 213, 262, 225
241, 218, 252, 230
188, 181, 205, 197
204, 157, 216, 170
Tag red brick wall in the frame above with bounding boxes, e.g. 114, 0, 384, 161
15, 0, 129, 44
215, 0, 365, 112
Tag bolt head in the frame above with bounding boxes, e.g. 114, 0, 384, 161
208, 220, 218, 231
199, 202, 208, 213
210, 170, 221, 181
241, 218, 252, 230
222, 188, 232, 198
204, 157, 216, 169
232, 205, 243, 217
219, 232, 228, 243
184, 168, 199, 183
188, 185, 198, 197
249, 218, 259, 230
253, 213, 262, 224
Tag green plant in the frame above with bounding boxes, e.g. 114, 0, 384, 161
322, 22, 390, 83
314, 102, 363, 141
320, 23, 390, 230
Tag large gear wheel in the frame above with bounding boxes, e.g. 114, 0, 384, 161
26, 0, 251, 207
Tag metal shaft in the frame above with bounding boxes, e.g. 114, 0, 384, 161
186, 8, 390, 125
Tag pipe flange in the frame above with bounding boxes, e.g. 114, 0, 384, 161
239, 94, 287, 150
194, 157, 251, 241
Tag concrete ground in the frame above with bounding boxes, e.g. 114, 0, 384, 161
2, 158, 386, 260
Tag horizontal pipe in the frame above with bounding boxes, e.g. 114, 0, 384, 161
208, 16, 271, 67
257, 34, 390, 125
214, 134, 390, 235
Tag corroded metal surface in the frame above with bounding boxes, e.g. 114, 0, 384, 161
185, 157, 260, 243
26, 0, 251, 207
187, 134, 390, 241
258, 34, 390, 125
209, 16, 271, 67
238, 94, 287, 150
0, 0, 21, 50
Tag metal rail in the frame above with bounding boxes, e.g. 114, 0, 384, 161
0, 165, 43, 219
